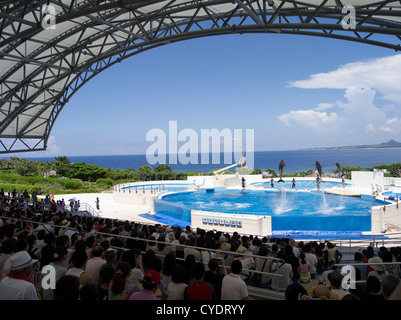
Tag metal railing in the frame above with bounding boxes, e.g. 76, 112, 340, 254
63, 201, 100, 217
0, 215, 284, 283
2, 214, 401, 293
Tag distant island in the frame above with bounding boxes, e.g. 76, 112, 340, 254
300, 139, 401, 150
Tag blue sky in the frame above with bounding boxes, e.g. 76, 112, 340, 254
16, 33, 401, 157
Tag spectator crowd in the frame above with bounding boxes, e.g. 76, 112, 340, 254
0, 189, 401, 301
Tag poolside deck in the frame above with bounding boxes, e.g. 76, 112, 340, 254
324, 188, 362, 197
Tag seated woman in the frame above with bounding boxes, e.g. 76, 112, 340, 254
250, 244, 272, 287
270, 249, 293, 292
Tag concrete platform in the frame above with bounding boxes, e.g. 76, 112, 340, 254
324, 188, 362, 197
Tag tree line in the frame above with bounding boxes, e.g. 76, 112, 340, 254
1, 156, 400, 195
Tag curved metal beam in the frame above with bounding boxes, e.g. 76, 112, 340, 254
1, 0, 401, 153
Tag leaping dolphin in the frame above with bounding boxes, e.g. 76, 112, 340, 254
336, 162, 346, 177
316, 161, 322, 178
278, 160, 286, 183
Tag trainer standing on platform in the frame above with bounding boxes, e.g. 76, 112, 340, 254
95, 197, 100, 210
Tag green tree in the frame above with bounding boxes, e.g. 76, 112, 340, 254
334, 166, 368, 179
60, 162, 107, 182
265, 169, 277, 177
15, 158, 36, 176
138, 165, 153, 181
55, 156, 70, 165
373, 163, 401, 177
153, 164, 173, 173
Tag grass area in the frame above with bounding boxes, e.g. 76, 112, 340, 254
0, 172, 111, 195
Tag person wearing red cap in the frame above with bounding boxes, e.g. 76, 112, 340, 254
129, 269, 160, 300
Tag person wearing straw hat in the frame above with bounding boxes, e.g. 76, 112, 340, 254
58, 219, 71, 237
367, 256, 389, 280
307, 283, 339, 300
0, 251, 38, 300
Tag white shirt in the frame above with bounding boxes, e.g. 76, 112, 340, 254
221, 273, 249, 300
305, 253, 318, 274
0, 276, 38, 300
36, 224, 54, 234
271, 262, 293, 292
167, 282, 188, 300
128, 268, 143, 286
85, 257, 106, 285
292, 246, 300, 259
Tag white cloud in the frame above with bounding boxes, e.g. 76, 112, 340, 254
380, 118, 401, 134
278, 110, 338, 130
278, 55, 401, 143
288, 54, 401, 104
47, 136, 61, 154
314, 103, 334, 111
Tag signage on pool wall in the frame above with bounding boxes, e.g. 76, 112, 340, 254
191, 210, 272, 236
201, 217, 242, 228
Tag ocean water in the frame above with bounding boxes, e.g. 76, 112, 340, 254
3, 148, 401, 174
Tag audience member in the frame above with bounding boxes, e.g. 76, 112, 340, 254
270, 250, 293, 292
366, 275, 385, 300
161, 252, 176, 288
80, 283, 99, 300
327, 269, 348, 299
0, 238, 17, 271
108, 261, 139, 300
129, 269, 160, 300
85, 245, 105, 285
307, 284, 339, 300
304, 243, 318, 278
184, 262, 216, 300
204, 258, 227, 299
184, 254, 196, 285
221, 259, 251, 300
98, 265, 116, 300
285, 283, 308, 300
0, 251, 38, 300
184, 237, 201, 262
381, 274, 401, 300
65, 249, 93, 288
167, 264, 188, 300
42, 246, 68, 300
352, 251, 367, 280
367, 256, 389, 280
124, 248, 144, 286
54, 275, 80, 300
299, 252, 311, 283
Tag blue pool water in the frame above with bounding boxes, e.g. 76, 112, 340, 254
251, 179, 350, 190
154, 188, 383, 232
382, 191, 401, 200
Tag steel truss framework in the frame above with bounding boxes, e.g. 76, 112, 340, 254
1, 0, 401, 153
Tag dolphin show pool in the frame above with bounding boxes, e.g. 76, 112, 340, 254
153, 181, 385, 232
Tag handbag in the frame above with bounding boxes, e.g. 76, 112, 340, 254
251, 259, 267, 284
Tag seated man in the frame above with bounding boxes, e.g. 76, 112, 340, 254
184, 262, 216, 300
0, 251, 38, 300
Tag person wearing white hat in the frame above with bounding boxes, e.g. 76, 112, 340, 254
0, 251, 38, 300
368, 257, 389, 281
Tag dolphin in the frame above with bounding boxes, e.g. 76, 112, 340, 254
336, 162, 346, 177
278, 160, 286, 183
316, 161, 322, 178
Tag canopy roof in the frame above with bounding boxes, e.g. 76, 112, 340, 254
1, 0, 401, 153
